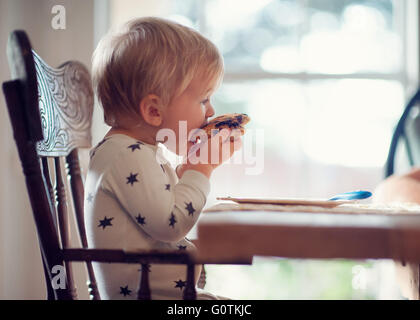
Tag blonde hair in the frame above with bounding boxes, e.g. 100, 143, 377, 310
92, 17, 224, 127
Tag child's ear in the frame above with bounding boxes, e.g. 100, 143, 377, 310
139, 94, 163, 127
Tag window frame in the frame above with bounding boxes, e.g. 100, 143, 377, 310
195, 0, 419, 100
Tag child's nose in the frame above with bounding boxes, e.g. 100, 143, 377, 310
206, 104, 215, 118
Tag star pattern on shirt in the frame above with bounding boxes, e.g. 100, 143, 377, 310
169, 212, 177, 228
136, 213, 146, 226
88, 135, 212, 295
119, 285, 132, 297
87, 193, 93, 203
128, 143, 141, 152
174, 279, 186, 291
98, 216, 114, 229
126, 173, 139, 186
185, 202, 195, 216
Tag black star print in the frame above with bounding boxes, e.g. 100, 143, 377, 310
165, 184, 171, 191
177, 245, 187, 250
174, 279, 186, 291
119, 285, 132, 297
160, 164, 165, 173
169, 212, 177, 228
87, 193, 93, 203
98, 216, 114, 229
136, 214, 146, 226
185, 202, 195, 216
128, 143, 141, 152
126, 173, 139, 186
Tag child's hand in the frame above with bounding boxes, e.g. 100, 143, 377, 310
209, 128, 242, 167
188, 128, 242, 167
177, 128, 243, 179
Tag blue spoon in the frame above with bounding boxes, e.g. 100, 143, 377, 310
328, 190, 372, 201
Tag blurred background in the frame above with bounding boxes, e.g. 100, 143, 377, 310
1, 0, 419, 299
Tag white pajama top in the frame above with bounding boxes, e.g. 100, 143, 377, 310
84, 133, 211, 299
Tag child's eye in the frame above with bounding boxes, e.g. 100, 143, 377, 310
200, 99, 209, 106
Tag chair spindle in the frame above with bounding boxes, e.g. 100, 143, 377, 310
54, 157, 77, 299
65, 150, 100, 300
183, 263, 197, 300
137, 264, 151, 300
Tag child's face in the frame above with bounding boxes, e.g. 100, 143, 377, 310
161, 73, 216, 156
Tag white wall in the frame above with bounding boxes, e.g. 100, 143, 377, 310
0, 0, 98, 299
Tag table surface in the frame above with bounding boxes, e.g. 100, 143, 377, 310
195, 202, 420, 264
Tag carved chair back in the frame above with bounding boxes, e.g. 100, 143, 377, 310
3, 30, 97, 299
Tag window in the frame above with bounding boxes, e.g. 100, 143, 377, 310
109, 0, 418, 299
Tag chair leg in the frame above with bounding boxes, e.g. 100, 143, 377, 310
183, 263, 196, 300
42, 257, 55, 300
137, 264, 151, 300
197, 264, 206, 289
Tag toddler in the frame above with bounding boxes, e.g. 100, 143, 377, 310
85, 17, 242, 299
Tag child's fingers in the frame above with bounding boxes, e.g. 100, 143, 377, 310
231, 136, 242, 152
187, 128, 242, 165
212, 128, 231, 143
219, 136, 242, 162
217, 129, 243, 159
229, 128, 242, 140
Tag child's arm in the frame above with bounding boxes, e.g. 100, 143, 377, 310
176, 128, 242, 179
101, 146, 210, 243
176, 163, 213, 179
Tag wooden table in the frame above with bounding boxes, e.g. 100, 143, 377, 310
196, 203, 420, 264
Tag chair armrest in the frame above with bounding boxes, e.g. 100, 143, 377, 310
61, 248, 194, 264
61, 248, 198, 300
62, 248, 252, 265
61, 248, 251, 300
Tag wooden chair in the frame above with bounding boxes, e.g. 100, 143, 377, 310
2, 30, 199, 300
385, 87, 420, 178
